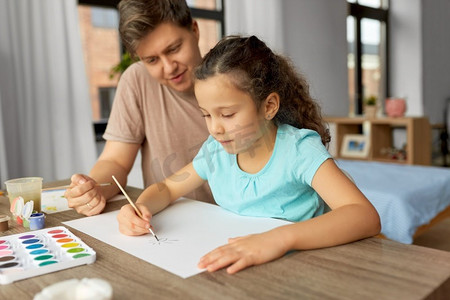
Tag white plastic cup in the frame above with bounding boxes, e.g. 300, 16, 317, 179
5, 177, 43, 212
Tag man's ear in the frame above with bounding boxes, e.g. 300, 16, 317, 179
191, 20, 200, 41
264, 92, 280, 120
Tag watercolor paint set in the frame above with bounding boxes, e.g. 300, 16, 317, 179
0, 226, 96, 284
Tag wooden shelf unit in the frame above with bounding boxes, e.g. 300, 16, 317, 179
324, 116, 431, 165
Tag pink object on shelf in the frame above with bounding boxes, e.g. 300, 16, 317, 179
385, 98, 406, 117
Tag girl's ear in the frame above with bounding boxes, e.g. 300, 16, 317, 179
264, 92, 280, 120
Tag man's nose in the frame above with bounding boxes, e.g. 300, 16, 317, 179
162, 57, 176, 74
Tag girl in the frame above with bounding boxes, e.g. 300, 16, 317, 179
117, 35, 381, 274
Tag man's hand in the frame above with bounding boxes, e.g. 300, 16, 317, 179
64, 174, 106, 216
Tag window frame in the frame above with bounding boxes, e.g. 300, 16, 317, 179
78, 0, 225, 137
348, 1, 389, 115
78, 0, 225, 45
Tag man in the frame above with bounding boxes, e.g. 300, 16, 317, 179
65, 0, 213, 216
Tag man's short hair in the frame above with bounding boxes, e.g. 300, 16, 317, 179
118, 0, 193, 56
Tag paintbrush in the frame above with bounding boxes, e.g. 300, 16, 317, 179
42, 182, 112, 191
111, 175, 159, 241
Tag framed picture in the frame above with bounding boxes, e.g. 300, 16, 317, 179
340, 134, 370, 158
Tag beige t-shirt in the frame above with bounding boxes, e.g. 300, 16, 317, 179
103, 62, 214, 204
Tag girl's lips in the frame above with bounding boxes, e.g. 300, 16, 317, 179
219, 140, 232, 145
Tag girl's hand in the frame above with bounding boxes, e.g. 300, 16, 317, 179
116, 203, 152, 236
198, 230, 288, 274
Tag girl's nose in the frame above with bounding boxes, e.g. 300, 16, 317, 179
210, 118, 225, 135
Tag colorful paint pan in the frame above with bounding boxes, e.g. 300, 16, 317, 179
51, 234, 68, 239
56, 238, 74, 243
34, 254, 54, 260
0, 262, 20, 269
72, 253, 91, 259
19, 234, 36, 240
25, 244, 44, 250
22, 238, 41, 245
0, 250, 14, 256
0, 226, 96, 285
38, 260, 58, 267
61, 243, 80, 248
0, 256, 16, 262
29, 249, 50, 256
66, 248, 86, 254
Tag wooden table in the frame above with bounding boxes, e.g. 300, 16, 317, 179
1, 181, 449, 299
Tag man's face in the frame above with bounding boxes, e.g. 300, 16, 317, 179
136, 21, 202, 93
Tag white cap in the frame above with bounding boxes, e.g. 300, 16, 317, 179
34, 278, 113, 300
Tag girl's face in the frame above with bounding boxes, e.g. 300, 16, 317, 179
195, 74, 269, 154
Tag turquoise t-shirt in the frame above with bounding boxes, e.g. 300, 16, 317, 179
192, 124, 332, 222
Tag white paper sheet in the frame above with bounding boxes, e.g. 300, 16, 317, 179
41, 190, 70, 213
63, 198, 291, 278
41, 191, 126, 214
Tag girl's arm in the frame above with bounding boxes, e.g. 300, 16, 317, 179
275, 158, 381, 250
117, 163, 205, 236
198, 159, 381, 273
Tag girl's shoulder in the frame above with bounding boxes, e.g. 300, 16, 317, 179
277, 124, 322, 144
276, 124, 328, 156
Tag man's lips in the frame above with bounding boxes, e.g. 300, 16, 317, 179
170, 70, 186, 83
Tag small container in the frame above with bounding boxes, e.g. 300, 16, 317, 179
4, 177, 43, 212
29, 213, 45, 230
34, 278, 113, 300
0, 215, 10, 232
385, 97, 406, 117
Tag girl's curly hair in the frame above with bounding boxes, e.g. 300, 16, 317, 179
194, 35, 330, 146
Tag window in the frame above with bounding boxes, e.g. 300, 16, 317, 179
78, 2, 121, 124
98, 87, 116, 119
78, 0, 224, 136
187, 0, 224, 55
347, 0, 389, 115
91, 6, 119, 28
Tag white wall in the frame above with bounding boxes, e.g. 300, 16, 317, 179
390, 0, 450, 124
225, 0, 349, 117
225, 0, 285, 53
422, 0, 450, 124
389, 0, 423, 116
282, 0, 349, 117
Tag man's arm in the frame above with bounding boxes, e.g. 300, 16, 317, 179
65, 140, 141, 216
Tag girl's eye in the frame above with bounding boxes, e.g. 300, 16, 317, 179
201, 114, 211, 118
222, 113, 235, 118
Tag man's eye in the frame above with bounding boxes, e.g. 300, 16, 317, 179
146, 58, 157, 64
201, 114, 211, 118
168, 45, 180, 53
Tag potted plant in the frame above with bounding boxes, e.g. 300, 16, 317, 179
385, 97, 407, 117
109, 52, 137, 80
364, 95, 377, 118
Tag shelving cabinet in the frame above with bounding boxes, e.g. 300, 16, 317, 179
324, 116, 431, 165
